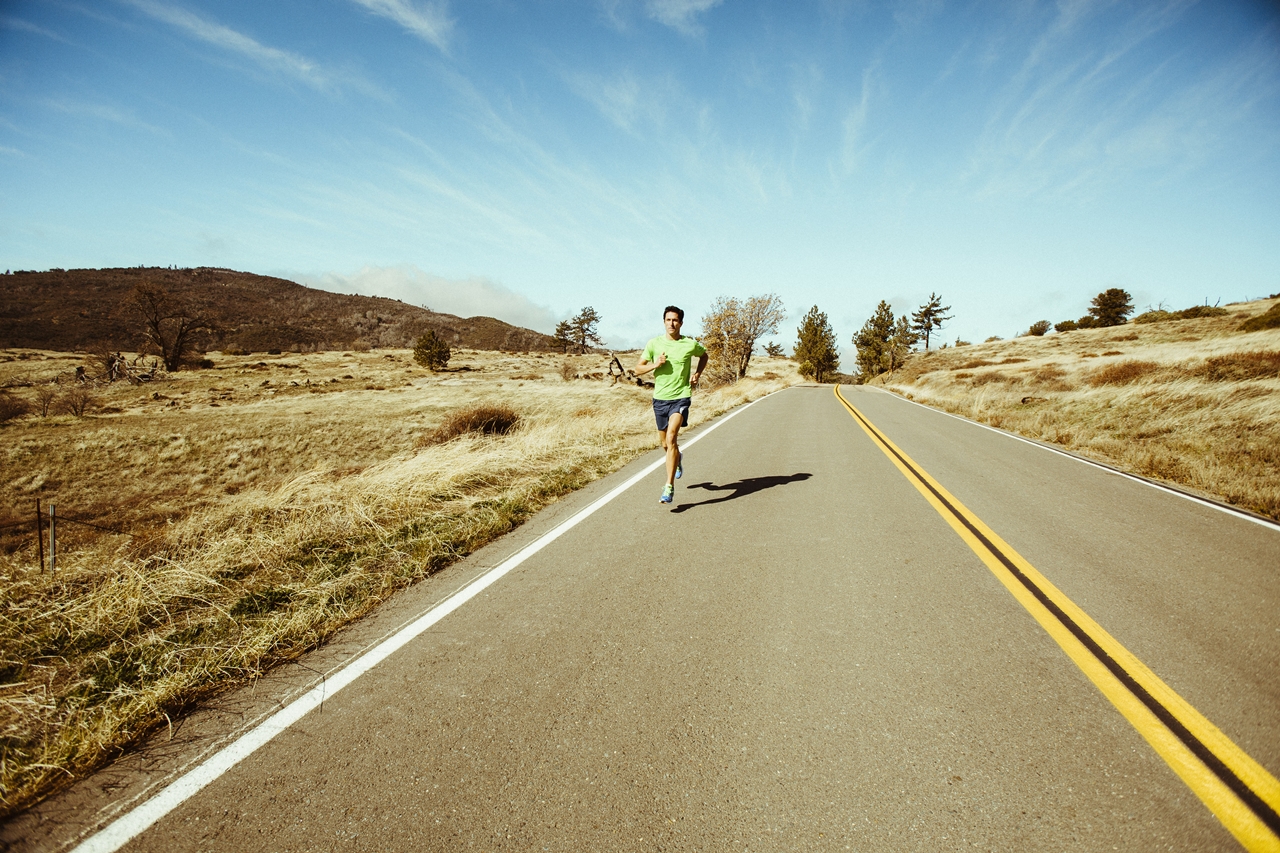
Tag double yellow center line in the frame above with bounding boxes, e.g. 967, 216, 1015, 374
834, 386, 1280, 852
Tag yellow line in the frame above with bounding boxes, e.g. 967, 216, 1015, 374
834, 385, 1280, 852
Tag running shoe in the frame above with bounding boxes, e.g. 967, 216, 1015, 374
675, 451, 683, 479
660, 484, 674, 504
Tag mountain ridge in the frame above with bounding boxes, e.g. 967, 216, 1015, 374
0, 267, 559, 354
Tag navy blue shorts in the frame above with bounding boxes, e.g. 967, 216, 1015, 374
653, 396, 691, 431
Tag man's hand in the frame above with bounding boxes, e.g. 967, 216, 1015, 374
691, 370, 701, 389
656, 352, 667, 367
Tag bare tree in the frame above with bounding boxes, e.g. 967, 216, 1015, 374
131, 281, 214, 372
700, 294, 786, 383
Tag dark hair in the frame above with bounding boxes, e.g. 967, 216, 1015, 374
663, 305, 684, 322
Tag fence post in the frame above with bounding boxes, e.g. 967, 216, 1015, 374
36, 498, 44, 573
49, 502, 57, 573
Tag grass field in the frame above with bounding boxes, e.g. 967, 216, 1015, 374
875, 297, 1280, 521
0, 347, 801, 816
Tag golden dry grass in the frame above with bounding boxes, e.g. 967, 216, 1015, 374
0, 348, 801, 816
876, 297, 1280, 520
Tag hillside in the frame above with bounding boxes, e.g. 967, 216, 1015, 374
0, 267, 558, 354
873, 297, 1280, 520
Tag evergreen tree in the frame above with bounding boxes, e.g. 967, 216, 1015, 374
413, 329, 451, 371
566, 307, 603, 353
910, 293, 952, 350
794, 305, 839, 382
1088, 288, 1134, 327
854, 300, 896, 378
887, 315, 919, 373
553, 320, 574, 353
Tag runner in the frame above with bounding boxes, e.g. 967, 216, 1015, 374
635, 306, 709, 504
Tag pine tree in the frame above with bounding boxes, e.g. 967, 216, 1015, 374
910, 293, 952, 350
854, 300, 896, 378
794, 305, 839, 382
566, 307, 603, 353
1088, 288, 1134, 327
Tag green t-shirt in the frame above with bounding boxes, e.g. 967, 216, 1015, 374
642, 335, 707, 400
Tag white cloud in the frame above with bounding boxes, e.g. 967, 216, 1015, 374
349, 0, 453, 52
299, 265, 560, 333
2, 16, 70, 42
43, 98, 169, 135
839, 64, 877, 175
645, 0, 723, 36
121, 0, 336, 91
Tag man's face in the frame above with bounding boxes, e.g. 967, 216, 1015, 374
664, 312, 682, 336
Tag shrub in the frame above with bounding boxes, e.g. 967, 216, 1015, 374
0, 391, 30, 424
419, 404, 521, 446
1133, 310, 1174, 324
1026, 320, 1052, 336
1054, 320, 1079, 332
559, 359, 576, 381
1239, 303, 1280, 333
59, 387, 97, 416
1177, 305, 1228, 319
1087, 360, 1160, 386
985, 336, 1002, 342
1194, 351, 1280, 382
413, 330, 451, 371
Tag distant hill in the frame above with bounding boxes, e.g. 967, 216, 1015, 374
0, 267, 559, 354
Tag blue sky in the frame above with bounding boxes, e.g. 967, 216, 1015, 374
2, 0, 1279, 352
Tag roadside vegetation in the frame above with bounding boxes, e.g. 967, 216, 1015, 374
866, 297, 1280, 521
0, 347, 801, 816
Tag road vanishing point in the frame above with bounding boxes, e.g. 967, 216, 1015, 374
8, 385, 1280, 852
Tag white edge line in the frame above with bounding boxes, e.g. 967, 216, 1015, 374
70, 391, 773, 853
862, 386, 1280, 532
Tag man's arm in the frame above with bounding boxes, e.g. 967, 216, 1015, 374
691, 352, 708, 388
635, 351, 666, 376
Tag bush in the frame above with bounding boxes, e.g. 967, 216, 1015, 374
0, 391, 30, 424
419, 404, 521, 446
1239, 303, 1280, 333
1054, 320, 1079, 332
1177, 305, 1228, 319
413, 330, 451, 371
559, 359, 576, 381
1087, 360, 1161, 386
1193, 351, 1280, 381
59, 387, 97, 416
1026, 320, 1051, 336
1133, 310, 1174, 324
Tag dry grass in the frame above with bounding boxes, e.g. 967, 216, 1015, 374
0, 348, 801, 816
877, 297, 1280, 521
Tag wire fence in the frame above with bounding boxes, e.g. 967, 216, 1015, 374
0, 500, 124, 572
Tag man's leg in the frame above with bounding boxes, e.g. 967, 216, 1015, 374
664, 411, 684, 486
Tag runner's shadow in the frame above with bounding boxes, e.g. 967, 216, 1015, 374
671, 473, 812, 513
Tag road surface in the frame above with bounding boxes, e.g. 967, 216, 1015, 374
9, 385, 1280, 852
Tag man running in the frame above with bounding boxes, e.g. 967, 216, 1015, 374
635, 306, 708, 504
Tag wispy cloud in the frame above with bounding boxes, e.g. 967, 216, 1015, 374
839, 64, 878, 176
645, 0, 723, 36
564, 69, 653, 132
301, 265, 559, 331
349, 0, 452, 52
43, 98, 169, 135
959, 0, 1263, 200
121, 0, 337, 91
0, 145, 26, 157
2, 16, 71, 43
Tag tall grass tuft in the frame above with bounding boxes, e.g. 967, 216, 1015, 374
418, 404, 521, 446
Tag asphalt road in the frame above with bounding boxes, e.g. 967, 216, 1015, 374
15, 385, 1280, 852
